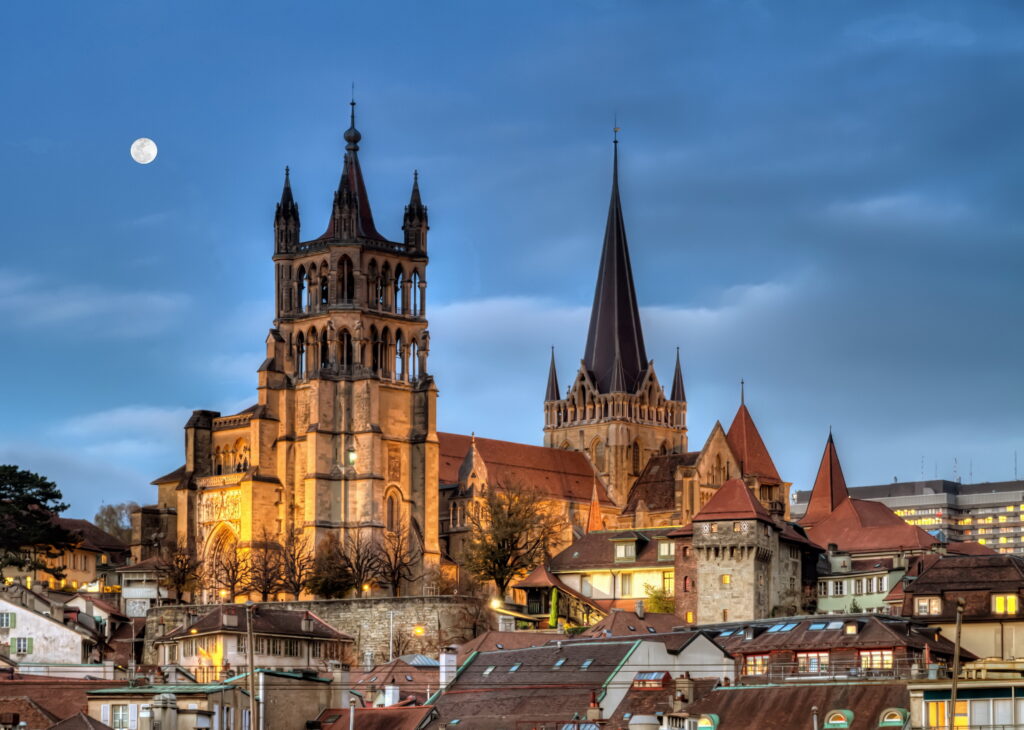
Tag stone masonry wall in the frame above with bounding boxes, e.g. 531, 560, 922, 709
142, 595, 487, 666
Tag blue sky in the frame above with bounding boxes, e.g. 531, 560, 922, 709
1, 1, 1022, 519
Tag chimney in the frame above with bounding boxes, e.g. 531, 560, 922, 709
362, 650, 374, 672
634, 600, 645, 619
673, 672, 695, 713
222, 608, 239, 628
585, 690, 602, 721
383, 685, 400, 707
439, 646, 457, 692
330, 661, 350, 709
301, 613, 314, 633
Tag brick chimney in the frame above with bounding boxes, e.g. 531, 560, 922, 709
585, 690, 602, 721
439, 645, 457, 692
635, 599, 645, 619
673, 672, 695, 713
222, 608, 239, 628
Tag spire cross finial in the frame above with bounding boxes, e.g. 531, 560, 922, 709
613, 113, 620, 144
740, 378, 745, 406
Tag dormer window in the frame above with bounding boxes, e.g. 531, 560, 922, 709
657, 540, 675, 560
614, 542, 636, 562
915, 597, 942, 616
822, 710, 853, 729
993, 594, 1019, 615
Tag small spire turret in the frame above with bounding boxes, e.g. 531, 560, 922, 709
545, 347, 560, 401
403, 169, 429, 250
670, 347, 686, 402
274, 166, 300, 253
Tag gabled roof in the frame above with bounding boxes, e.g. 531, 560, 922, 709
804, 498, 938, 554
437, 432, 613, 505
160, 606, 352, 642
693, 479, 771, 523
546, 528, 676, 571
622, 452, 700, 514
582, 140, 648, 394
726, 404, 781, 483
686, 681, 910, 730
455, 631, 557, 665
48, 712, 115, 730
801, 433, 849, 526
903, 554, 1024, 595
151, 465, 185, 485
578, 610, 680, 638
316, 706, 435, 730
56, 519, 128, 554
354, 657, 438, 705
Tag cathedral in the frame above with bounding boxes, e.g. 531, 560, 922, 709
136, 105, 796, 598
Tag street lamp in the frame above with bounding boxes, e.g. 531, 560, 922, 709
244, 600, 259, 730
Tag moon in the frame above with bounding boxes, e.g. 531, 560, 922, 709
130, 138, 158, 165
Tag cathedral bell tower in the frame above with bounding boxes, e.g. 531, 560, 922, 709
259, 100, 439, 580
543, 135, 687, 505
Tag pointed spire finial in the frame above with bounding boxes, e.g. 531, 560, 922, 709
741, 378, 745, 406
545, 347, 561, 401
344, 93, 361, 151
670, 347, 686, 402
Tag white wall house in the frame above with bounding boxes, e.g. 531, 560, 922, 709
0, 595, 94, 666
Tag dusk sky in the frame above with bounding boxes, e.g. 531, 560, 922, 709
2, 1, 1022, 519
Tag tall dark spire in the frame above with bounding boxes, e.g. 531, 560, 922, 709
275, 166, 299, 224
582, 134, 648, 394
324, 99, 385, 241
545, 347, 560, 401
670, 347, 686, 402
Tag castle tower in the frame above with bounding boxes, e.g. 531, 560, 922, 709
175, 102, 439, 593
543, 136, 687, 505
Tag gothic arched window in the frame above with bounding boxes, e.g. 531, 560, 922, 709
386, 495, 397, 532
339, 329, 353, 369
410, 270, 421, 316
338, 256, 354, 303
296, 266, 306, 313
295, 332, 306, 379
632, 441, 641, 475
369, 326, 380, 374
395, 266, 405, 314
394, 330, 404, 380
320, 329, 330, 369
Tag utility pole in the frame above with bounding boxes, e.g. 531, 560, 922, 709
948, 598, 965, 730
245, 600, 259, 730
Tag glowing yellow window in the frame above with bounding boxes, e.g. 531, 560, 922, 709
1009, 506, 1017, 512
721, 574, 731, 585
1000, 516, 1008, 523
686, 611, 695, 623
993, 594, 1019, 615
979, 539, 987, 545
1001, 537, 1009, 543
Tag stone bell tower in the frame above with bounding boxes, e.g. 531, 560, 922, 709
259, 100, 439, 577
543, 135, 687, 506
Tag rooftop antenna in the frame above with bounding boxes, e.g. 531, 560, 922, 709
920, 456, 925, 481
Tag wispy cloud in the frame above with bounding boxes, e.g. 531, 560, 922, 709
0, 268, 188, 336
846, 14, 977, 49
824, 192, 969, 226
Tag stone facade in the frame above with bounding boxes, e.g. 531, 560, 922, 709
141, 596, 485, 667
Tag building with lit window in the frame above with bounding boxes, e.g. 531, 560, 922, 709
794, 479, 1024, 554
892, 553, 1024, 660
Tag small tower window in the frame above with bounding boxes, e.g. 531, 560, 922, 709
632, 441, 641, 475
386, 495, 397, 533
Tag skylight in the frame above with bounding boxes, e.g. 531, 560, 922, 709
553, 658, 566, 668
509, 663, 522, 672
808, 623, 827, 631
780, 623, 798, 632
767, 624, 784, 633
719, 630, 734, 637
825, 621, 843, 630
581, 659, 594, 670
405, 675, 413, 681
646, 627, 656, 633
482, 666, 495, 676
627, 625, 636, 631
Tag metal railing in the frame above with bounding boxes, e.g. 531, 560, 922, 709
742, 658, 947, 683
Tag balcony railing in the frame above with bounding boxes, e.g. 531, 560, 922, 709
743, 658, 947, 683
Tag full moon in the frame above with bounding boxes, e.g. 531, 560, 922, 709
130, 138, 158, 164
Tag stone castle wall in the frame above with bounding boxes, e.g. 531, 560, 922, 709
142, 595, 487, 665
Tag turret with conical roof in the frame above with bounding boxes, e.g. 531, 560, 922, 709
542, 133, 686, 506
801, 432, 849, 527
545, 348, 560, 402
325, 100, 385, 242
670, 348, 686, 402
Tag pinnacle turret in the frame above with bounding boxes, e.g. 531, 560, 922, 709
403, 170, 429, 250
274, 166, 300, 252
545, 348, 560, 402
670, 347, 685, 402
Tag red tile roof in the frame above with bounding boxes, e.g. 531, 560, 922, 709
622, 452, 700, 514
455, 631, 558, 665
160, 606, 352, 642
693, 479, 771, 523
947, 540, 996, 555
804, 498, 938, 554
49, 712, 116, 730
316, 706, 435, 730
726, 404, 781, 482
801, 433, 849, 527
437, 432, 612, 505
579, 610, 679, 638
56, 519, 128, 554
0, 678, 124, 721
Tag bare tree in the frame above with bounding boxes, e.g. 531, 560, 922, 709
463, 481, 567, 598
92, 501, 139, 543
341, 531, 384, 593
245, 528, 283, 601
206, 548, 250, 601
279, 529, 314, 600
307, 540, 355, 599
157, 547, 201, 604
380, 526, 418, 596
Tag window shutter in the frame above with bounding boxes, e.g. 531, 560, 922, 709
26, 638, 33, 654
128, 703, 139, 729
9, 613, 15, 629
101, 704, 111, 724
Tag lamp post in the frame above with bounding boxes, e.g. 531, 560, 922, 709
948, 597, 965, 730
244, 600, 259, 730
